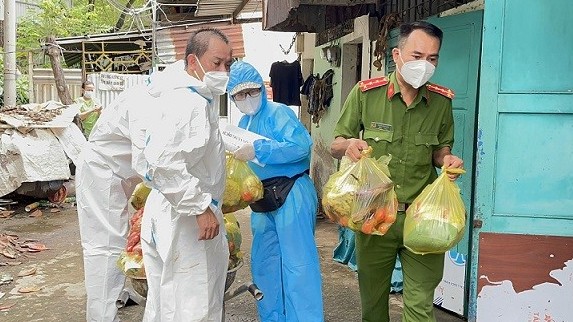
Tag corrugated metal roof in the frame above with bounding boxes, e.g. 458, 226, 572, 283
237, 0, 263, 19
195, 0, 243, 17
195, 0, 262, 18
57, 20, 244, 71
242, 0, 263, 15
156, 21, 245, 64
57, 31, 152, 46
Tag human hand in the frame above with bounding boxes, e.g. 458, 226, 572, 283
196, 207, 220, 240
443, 154, 464, 181
90, 106, 102, 116
345, 138, 370, 162
234, 143, 255, 161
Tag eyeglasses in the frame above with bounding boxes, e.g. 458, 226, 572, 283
232, 88, 262, 101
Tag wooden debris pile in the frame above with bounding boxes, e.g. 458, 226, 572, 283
0, 105, 65, 125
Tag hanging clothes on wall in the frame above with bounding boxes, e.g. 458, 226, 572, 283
269, 60, 304, 106
301, 69, 334, 125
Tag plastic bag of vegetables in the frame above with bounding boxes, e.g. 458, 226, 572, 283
224, 213, 243, 270
222, 153, 264, 213
322, 148, 398, 235
403, 166, 466, 254
117, 207, 145, 278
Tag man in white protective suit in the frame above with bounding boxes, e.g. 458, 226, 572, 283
75, 59, 187, 322
140, 28, 233, 322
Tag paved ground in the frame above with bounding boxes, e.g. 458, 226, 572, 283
0, 197, 465, 321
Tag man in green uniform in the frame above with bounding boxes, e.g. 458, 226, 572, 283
75, 80, 102, 138
330, 21, 464, 322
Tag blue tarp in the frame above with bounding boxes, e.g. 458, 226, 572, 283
333, 226, 403, 293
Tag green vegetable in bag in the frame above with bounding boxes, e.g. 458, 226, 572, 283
404, 167, 466, 255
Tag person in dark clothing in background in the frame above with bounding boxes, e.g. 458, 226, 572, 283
269, 60, 303, 106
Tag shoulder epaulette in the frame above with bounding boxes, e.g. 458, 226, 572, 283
427, 83, 455, 99
359, 77, 389, 92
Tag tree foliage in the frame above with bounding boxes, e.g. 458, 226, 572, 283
16, 0, 151, 66
0, 52, 30, 105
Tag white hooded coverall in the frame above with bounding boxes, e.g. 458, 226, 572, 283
140, 67, 229, 322
75, 61, 184, 322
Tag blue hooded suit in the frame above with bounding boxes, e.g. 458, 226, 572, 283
227, 61, 324, 322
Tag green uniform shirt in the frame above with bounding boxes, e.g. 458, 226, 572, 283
75, 97, 101, 137
333, 72, 454, 203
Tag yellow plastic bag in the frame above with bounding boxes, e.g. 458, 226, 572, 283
130, 182, 151, 210
222, 153, 264, 213
224, 214, 243, 270
322, 148, 398, 236
404, 167, 466, 255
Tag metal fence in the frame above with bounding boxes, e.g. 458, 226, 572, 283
30, 68, 244, 125
31, 68, 148, 108
87, 72, 149, 109
31, 68, 83, 104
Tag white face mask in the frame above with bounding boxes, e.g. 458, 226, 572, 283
83, 90, 93, 99
195, 56, 229, 96
235, 95, 262, 116
398, 51, 436, 89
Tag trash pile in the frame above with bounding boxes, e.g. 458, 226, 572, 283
0, 101, 84, 199
0, 195, 73, 313
0, 104, 66, 126
0, 199, 17, 213
0, 233, 49, 261
0, 232, 50, 311
0, 196, 71, 263
0, 101, 80, 129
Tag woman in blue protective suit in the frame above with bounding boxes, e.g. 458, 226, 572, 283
227, 60, 324, 322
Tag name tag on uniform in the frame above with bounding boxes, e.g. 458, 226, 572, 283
371, 122, 393, 132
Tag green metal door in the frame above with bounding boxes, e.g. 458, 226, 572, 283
427, 11, 483, 316
427, 10, 483, 257
472, 1, 573, 321
386, 10, 483, 316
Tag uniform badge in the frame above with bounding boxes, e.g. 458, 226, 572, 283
359, 77, 389, 92
427, 83, 455, 99
387, 83, 395, 99
371, 122, 393, 132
